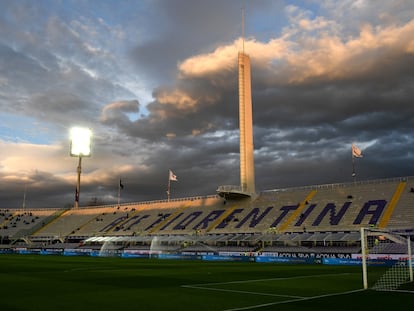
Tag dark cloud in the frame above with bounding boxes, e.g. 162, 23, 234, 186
129, 0, 281, 84
1, 1, 414, 208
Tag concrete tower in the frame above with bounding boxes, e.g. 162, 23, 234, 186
216, 10, 256, 199
238, 51, 255, 195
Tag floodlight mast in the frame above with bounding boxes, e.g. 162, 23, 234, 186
74, 156, 82, 209
70, 127, 91, 209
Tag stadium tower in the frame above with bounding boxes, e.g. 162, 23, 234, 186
217, 39, 256, 199
238, 51, 255, 195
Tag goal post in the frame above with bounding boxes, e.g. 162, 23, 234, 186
360, 227, 413, 291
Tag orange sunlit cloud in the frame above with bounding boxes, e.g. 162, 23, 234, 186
157, 89, 197, 110
178, 20, 414, 83
0, 141, 67, 174
150, 89, 207, 121
0, 140, 141, 187
100, 100, 139, 122
178, 37, 290, 77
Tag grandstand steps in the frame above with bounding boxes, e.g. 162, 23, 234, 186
276, 180, 406, 233
381, 180, 414, 229
255, 188, 319, 232
115, 196, 225, 235
74, 207, 126, 236
12, 211, 61, 242
378, 181, 406, 228
1, 177, 412, 246
278, 190, 317, 232
205, 202, 245, 233
33, 208, 109, 238
14, 209, 66, 239
147, 203, 193, 234
95, 205, 151, 236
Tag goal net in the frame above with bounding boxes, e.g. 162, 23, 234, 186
360, 228, 413, 291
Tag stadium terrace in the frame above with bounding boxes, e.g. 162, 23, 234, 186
0, 176, 413, 252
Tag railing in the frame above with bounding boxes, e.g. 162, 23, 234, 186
2, 176, 412, 211
216, 185, 243, 192
79, 194, 220, 210
261, 176, 412, 194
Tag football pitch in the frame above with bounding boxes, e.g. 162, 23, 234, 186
0, 254, 413, 311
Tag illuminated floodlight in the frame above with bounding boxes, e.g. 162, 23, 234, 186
70, 126, 92, 208
70, 127, 91, 157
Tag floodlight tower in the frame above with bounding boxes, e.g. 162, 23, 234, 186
70, 127, 91, 208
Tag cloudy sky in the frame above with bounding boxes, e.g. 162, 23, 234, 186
1, 0, 413, 208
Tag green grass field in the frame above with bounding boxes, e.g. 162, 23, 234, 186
0, 254, 413, 311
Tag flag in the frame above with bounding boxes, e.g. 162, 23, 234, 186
169, 170, 178, 181
75, 187, 79, 202
352, 144, 363, 158
119, 179, 124, 190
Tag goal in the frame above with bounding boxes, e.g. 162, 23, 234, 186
360, 227, 413, 291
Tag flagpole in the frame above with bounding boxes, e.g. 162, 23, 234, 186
351, 143, 363, 182
167, 170, 177, 202
167, 176, 171, 202
22, 183, 27, 210
118, 179, 121, 207
352, 153, 356, 182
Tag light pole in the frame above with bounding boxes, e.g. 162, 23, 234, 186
70, 127, 91, 208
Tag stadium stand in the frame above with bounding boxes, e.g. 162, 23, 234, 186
1, 177, 413, 258
0, 208, 62, 244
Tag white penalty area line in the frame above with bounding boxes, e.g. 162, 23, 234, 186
181, 273, 354, 301
181, 284, 304, 299
183, 272, 352, 288
221, 288, 366, 311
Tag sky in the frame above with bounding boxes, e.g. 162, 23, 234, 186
1, 0, 414, 208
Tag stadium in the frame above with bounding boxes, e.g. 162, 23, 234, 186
1, 49, 413, 310
1, 175, 413, 264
